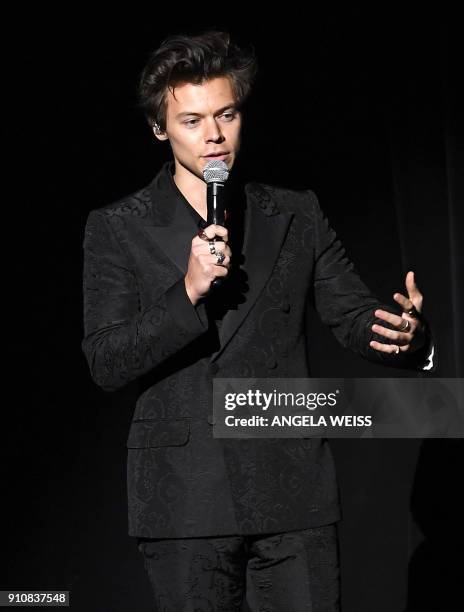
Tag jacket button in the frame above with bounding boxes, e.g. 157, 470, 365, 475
209, 363, 219, 374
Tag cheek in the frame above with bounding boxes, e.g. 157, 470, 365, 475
170, 131, 198, 151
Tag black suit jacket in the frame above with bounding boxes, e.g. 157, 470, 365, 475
82, 161, 432, 538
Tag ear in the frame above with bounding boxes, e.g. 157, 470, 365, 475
153, 124, 168, 141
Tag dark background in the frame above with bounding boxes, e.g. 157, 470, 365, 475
4, 10, 463, 611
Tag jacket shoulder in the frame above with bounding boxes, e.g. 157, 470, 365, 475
247, 180, 319, 216
89, 181, 153, 221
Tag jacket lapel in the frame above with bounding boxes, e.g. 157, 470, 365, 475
143, 198, 196, 276
210, 183, 294, 362
142, 162, 196, 277
144, 162, 294, 361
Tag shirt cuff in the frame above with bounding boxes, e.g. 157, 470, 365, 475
421, 343, 435, 371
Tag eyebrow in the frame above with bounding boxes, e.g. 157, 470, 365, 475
175, 104, 237, 120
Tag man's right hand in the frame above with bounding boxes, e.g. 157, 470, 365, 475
185, 224, 232, 305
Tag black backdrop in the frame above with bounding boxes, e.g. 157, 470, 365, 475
4, 11, 463, 611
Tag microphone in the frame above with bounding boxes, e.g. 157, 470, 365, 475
203, 160, 230, 288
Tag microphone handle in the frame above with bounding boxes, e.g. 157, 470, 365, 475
207, 181, 227, 289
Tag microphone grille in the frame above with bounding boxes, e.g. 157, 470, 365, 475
203, 159, 229, 183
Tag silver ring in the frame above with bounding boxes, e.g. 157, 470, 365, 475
398, 319, 410, 332
394, 346, 400, 354
209, 240, 216, 255
215, 251, 225, 265
404, 306, 418, 317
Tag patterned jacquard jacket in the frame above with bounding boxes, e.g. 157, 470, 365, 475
82, 161, 433, 539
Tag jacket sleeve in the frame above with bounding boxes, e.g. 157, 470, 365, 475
81, 210, 209, 391
309, 190, 436, 372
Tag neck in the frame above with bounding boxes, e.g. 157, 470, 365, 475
173, 160, 207, 221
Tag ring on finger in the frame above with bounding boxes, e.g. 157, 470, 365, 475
393, 346, 400, 354
209, 240, 216, 255
404, 306, 418, 317
215, 251, 225, 265
398, 319, 410, 332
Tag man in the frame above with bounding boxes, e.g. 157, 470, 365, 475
82, 31, 434, 611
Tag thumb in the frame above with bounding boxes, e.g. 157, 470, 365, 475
405, 271, 423, 313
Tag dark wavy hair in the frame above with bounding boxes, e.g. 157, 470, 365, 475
136, 30, 257, 132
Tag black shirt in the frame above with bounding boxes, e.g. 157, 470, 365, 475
165, 162, 247, 332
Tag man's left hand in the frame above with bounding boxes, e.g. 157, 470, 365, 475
369, 271, 426, 355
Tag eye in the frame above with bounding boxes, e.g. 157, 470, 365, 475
221, 112, 236, 121
184, 119, 199, 127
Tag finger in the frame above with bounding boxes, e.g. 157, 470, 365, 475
405, 270, 418, 296
202, 244, 232, 261
198, 257, 228, 279
393, 292, 415, 312
371, 323, 412, 345
203, 224, 228, 241
370, 340, 410, 354
405, 270, 423, 311
208, 263, 228, 279
193, 238, 229, 253
391, 299, 422, 331
374, 309, 404, 328
374, 308, 419, 333
210, 253, 231, 267
200, 240, 227, 253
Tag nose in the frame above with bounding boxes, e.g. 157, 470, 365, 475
204, 118, 225, 143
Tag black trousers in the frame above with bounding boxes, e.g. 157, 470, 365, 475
137, 523, 340, 611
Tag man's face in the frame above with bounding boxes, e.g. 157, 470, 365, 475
154, 76, 242, 182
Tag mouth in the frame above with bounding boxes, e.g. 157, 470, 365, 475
203, 152, 230, 161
